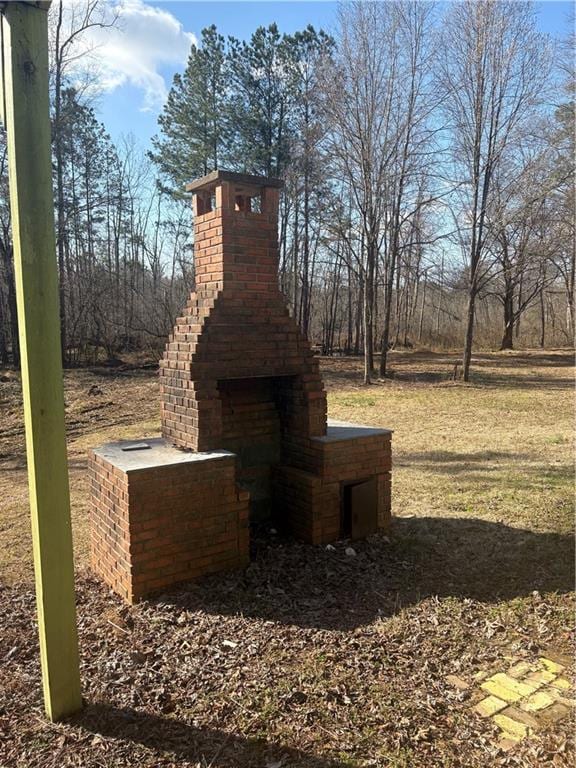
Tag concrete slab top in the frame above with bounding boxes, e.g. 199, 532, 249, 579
92, 437, 235, 473
313, 420, 393, 443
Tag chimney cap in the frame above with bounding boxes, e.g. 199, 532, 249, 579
185, 169, 284, 193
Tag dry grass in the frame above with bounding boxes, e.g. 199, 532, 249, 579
0, 367, 159, 582
326, 349, 574, 537
0, 349, 574, 767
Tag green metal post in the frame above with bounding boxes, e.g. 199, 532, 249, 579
0, 1, 82, 720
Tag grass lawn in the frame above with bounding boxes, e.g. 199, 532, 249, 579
0, 349, 574, 767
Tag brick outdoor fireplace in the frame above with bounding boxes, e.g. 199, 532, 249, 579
89, 171, 392, 603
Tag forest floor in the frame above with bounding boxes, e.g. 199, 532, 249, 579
0, 349, 574, 767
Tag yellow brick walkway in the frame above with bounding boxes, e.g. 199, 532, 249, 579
471, 654, 574, 751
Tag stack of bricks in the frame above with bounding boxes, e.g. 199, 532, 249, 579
89, 439, 249, 603
458, 653, 575, 751
89, 170, 393, 603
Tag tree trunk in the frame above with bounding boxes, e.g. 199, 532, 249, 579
500, 321, 514, 351
539, 287, 546, 348
500, 287, 515, 350
346, 260, 353, 354
0, 290, 7, 364
2, 245, 20, 365
567, 264, 575, 341
300, 158, 311, 335
363, 262, 374, 384
462, 289, 476, 382
515, 270, 523, 339
354, 281, 362, 356
379, 256, 396, 377
292, 195, 299, 319
418, 272, 427, 342
379, 288, 394, 377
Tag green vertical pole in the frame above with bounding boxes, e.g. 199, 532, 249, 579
0, 1, 82, 720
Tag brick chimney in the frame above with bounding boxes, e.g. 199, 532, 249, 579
160, 171, 328, 499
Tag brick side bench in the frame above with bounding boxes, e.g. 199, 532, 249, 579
88, 438, 249, 603
275, 421, 392, 544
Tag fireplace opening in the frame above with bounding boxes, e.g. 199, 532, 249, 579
217, 375, 295, 520
341, 477, 378, 539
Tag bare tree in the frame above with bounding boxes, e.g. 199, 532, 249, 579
321, 2, 402, 383
377, 0, 437, 376
486, 148, 558, 349
49, 0, 118, 362
545, 17, 575, 340
438, 0, 550, 380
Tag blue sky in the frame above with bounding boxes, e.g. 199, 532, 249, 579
87, 1, 572, 149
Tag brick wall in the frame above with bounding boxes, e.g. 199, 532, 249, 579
89, 451, 132, 601
88, 440, 249, 603
274, 426, 392, 546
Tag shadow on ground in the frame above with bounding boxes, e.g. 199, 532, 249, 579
71, 703, 348, 768
320, 350, 574, 390
396, 450, 573, 488
152, 517, 574, 632
471, 351, 575, 368
397, 449, 534, 466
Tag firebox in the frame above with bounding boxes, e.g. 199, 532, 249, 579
88, 171, 392, 603
217, 375, 284, 520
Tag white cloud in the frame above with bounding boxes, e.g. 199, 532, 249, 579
64, 0, 196, 111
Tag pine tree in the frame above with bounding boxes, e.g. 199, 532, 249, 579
228, 24, 294, 177
56, 88, 118, 360
150, 25, 229, 192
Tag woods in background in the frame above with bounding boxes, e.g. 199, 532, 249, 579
0, 0, 573, 379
